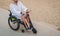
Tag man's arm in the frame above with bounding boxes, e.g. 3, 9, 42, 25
10, 4, 20, 15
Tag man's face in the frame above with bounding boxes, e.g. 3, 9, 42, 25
13, 0, 18, 2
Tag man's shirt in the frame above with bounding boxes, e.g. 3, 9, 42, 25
10, 1, 28, 17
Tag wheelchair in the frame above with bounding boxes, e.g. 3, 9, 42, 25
8, 10, 37, 34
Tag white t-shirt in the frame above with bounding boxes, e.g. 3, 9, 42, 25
10, 1, 28, 19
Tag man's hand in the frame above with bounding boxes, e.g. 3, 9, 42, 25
26, 9, 31, 14
26, 10, 31, 16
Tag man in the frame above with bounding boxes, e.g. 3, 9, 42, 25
10, 0, 31, 31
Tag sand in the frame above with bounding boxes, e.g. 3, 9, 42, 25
0, 0, 60, 27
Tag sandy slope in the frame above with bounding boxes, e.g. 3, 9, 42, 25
0, 8, 60, 36
0, 0, 60, 27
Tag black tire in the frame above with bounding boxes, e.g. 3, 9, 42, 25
8, 17, 20, 31
32, 28, 37, 34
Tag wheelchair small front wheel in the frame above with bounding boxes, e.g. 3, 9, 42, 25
8, 17, 20, 31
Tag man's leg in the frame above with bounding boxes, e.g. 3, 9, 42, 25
21, 16, 30, 29
26, 15, 33, 28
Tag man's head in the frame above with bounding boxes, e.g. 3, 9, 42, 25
13, 0, 18, 3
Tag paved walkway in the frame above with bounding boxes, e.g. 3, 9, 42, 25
0, 8, 60, 36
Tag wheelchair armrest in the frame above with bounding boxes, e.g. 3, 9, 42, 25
8, 10, 12, 16
8, 10, 11, 12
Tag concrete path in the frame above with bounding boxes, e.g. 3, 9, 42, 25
0, 8, 60, 36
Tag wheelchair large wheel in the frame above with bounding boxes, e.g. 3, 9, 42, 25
8, 17, 20, 31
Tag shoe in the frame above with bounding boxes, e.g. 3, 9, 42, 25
27, 27, 32, 31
